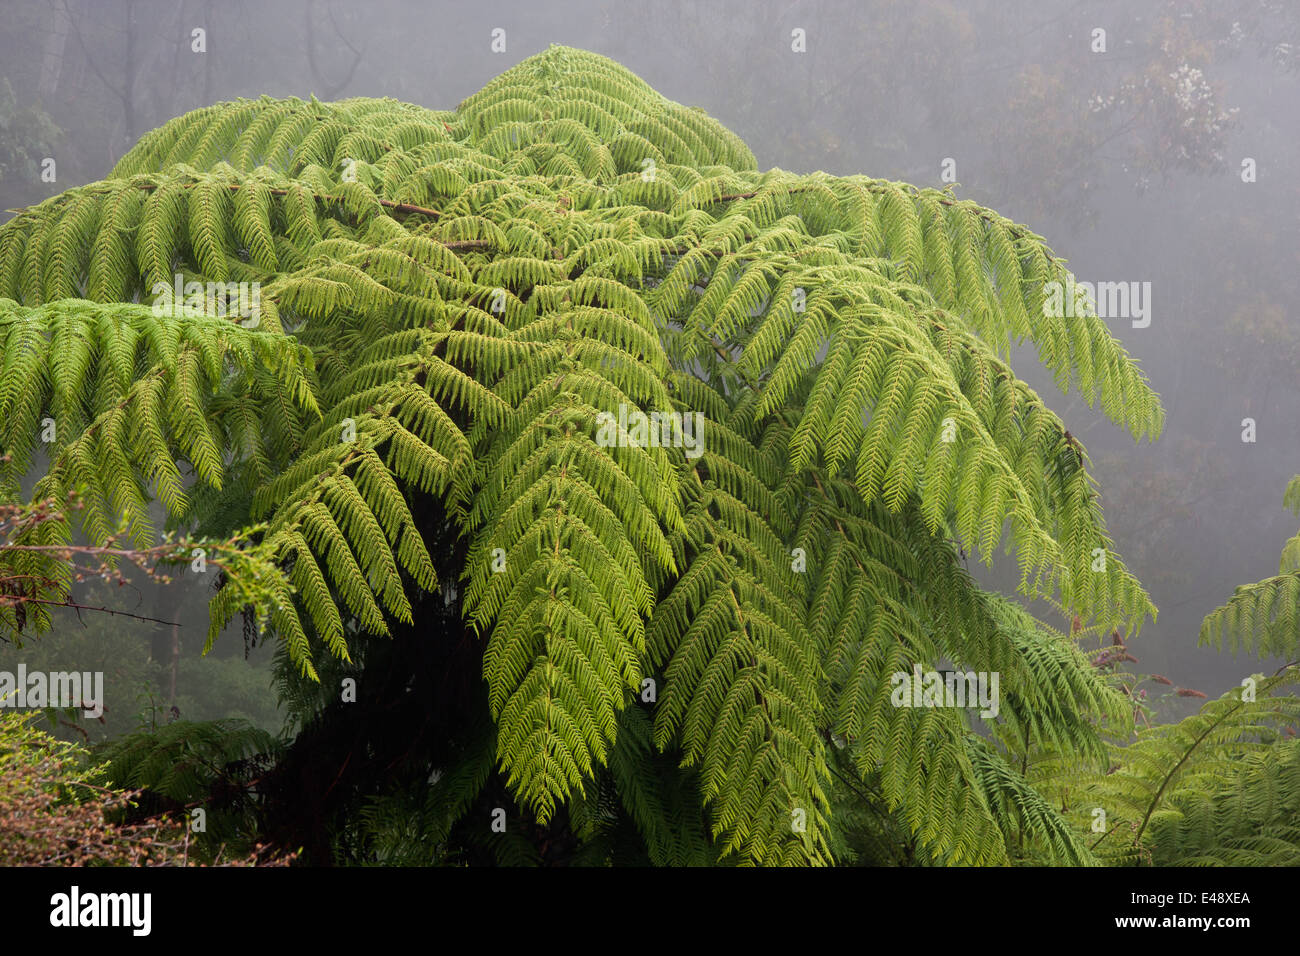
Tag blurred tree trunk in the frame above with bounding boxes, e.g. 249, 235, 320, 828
167, 621, 179, 704
38, 3, 70, 100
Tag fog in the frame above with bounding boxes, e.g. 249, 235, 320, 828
1, 0, 1296, 725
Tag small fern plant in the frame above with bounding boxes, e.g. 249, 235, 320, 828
1200, 474, 1300, 657
0, 46, 1168, 865
1017, 481, 1300, 868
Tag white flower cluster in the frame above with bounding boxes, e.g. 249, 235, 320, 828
1088, 92, 1115, 113
1165, 62, 1236, 161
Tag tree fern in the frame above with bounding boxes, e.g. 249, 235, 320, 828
0, 45, 1168, 865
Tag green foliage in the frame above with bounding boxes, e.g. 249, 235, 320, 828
1145, 735, 1300, 866
0, 45, 1171, 865
97, 716, 278, 801
1070, 669, 1300, 866
1200, 474, 1300, 659
89, 716, 283, 859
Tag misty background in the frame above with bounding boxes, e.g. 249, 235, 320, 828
1, 0, 1296, 734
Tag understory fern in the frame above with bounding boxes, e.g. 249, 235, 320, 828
1072, 670, 1300, 866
